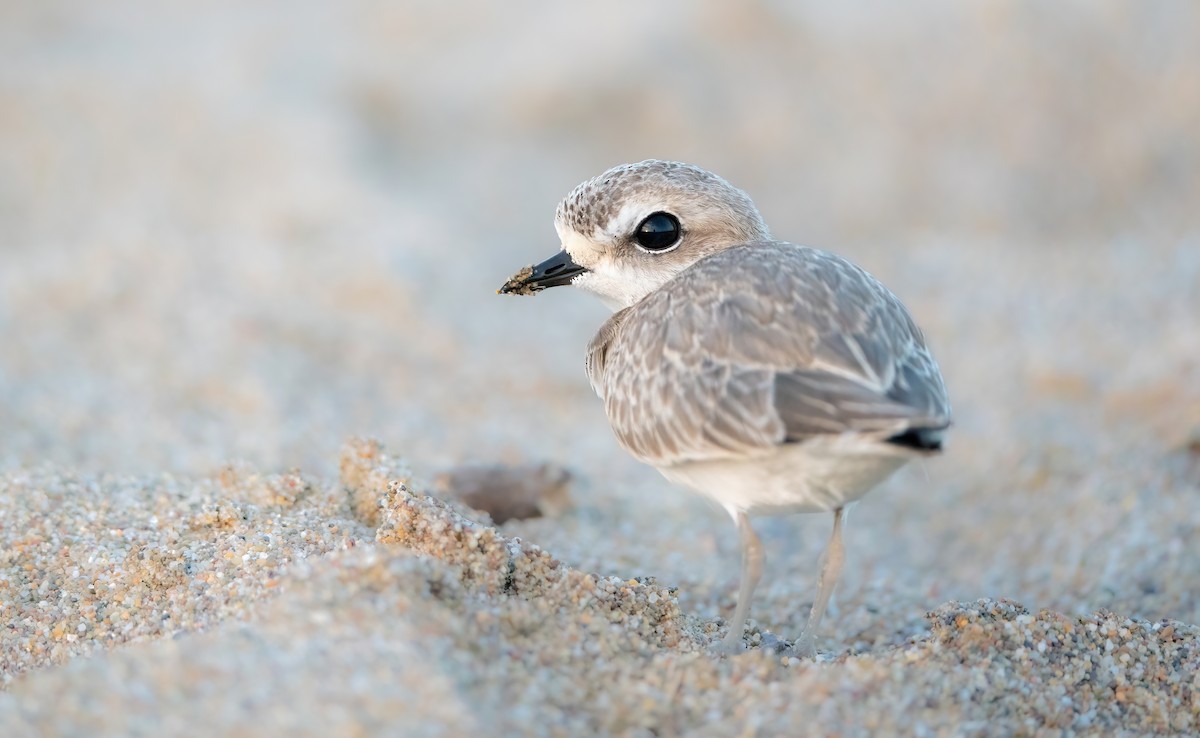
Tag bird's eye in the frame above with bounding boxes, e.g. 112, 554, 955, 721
633, 212, 682, 252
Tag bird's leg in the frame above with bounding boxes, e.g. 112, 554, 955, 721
792, 507, 846, 658
716, 507, 764, 654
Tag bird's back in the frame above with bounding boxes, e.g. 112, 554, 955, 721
586, 241, 951, 468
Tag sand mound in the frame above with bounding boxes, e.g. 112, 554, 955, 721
1, 439, 1196, 736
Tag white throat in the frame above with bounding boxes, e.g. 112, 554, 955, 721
571, 266, 669, 311
563, 230, 681, 309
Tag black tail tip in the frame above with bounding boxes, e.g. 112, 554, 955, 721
886, 427, 945, 451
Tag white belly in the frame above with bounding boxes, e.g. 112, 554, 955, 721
656, 437, 912, 516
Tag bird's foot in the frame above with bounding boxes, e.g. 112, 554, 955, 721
709, 625, 749, 656
774, 630, 819, 661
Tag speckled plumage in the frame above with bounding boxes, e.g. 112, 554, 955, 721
586, 241, 950, 470
507, 160, 951, 656
555, 161, 758, 237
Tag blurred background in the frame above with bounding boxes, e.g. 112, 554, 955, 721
2, 1, 1199, 620
4, 0, 1197, 474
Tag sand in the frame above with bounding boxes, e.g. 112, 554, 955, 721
498, 265, 541, 297
1, 440, 1198, 735
3, 1, 1200, 735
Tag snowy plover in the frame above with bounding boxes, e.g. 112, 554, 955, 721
499, 160, 950, 656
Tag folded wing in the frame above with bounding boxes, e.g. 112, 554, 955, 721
587, 242, 951, 466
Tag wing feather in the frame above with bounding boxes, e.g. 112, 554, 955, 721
592, 242, 951, 465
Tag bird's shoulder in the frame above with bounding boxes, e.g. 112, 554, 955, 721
634, 241, 927, 370
587, 241, 950, 464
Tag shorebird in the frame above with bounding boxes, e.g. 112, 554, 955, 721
499, 160, 950, 656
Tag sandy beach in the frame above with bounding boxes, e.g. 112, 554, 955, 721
2, 2, 1199, 735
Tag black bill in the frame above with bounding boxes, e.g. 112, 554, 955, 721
497, 250, 588, 295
